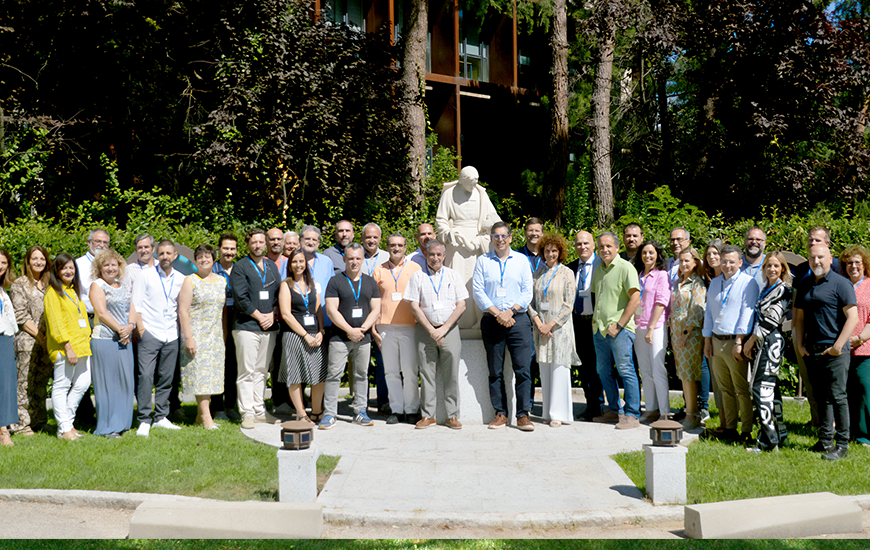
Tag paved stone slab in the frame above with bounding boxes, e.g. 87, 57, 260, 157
128, 500, 322, 539
684, 491, 863, 539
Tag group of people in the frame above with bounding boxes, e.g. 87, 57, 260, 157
0, 219, 868, 461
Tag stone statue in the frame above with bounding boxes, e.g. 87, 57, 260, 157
435, 166, 501, 331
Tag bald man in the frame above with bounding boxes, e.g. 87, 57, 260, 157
568, 231, 604, 420
409, 223, 436, 270
794, 245, 858, 460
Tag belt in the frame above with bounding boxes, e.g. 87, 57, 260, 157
713, 333, 737, 341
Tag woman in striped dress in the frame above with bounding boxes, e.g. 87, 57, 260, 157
278, 249, 326, 424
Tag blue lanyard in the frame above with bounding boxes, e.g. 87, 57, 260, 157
855, 277, 865, 293
156, 266, 173, 307
640, 272, 650, 301
364, 255, 378, 276
345, 276, 361, 305
542, 265, 558, 300
720, 277, 736, 309
429, 268, 444, 297
760, 280, 781, 301
390, 261, 406, 291
62, 287, 85, 318
248, 257, 266, 285
527, 252, 540, 272
497, 255, 510, 286
295, 281, 311, 312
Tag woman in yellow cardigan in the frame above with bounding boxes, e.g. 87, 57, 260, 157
44, 253, 92, 440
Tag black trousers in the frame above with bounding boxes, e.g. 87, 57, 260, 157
807, 344, 851, 447
481, 314, 533, 418
573, 314, 603, 417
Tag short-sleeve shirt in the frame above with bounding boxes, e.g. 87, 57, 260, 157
591, 255, 641, 335
795, 269, 857, 348
325, 272, 379, 343
373, 259, 421, 325
404, 266, 468, 327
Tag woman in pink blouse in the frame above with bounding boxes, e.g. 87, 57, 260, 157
843, 245, 870, 446
632, 240, 671, 423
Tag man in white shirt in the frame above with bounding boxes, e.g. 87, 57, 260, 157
76, 229, 111, 316
132, 240, 185, 436
568, 230, 603, 420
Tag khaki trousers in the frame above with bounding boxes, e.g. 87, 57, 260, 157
710, 337, 752, 432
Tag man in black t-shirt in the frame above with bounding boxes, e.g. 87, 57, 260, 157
320, 243, 382, 429
794, 245, 858, 461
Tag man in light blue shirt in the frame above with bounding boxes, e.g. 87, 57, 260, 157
703, 244, 759, 441
472, 221, 535, 431
741, 226, 767, 292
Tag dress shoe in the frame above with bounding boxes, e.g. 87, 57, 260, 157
639, 411, 661, 425
615, 415, 640, 430
810, 440, 834, 453
488, 414, 508, 429
255, 412, 282, 424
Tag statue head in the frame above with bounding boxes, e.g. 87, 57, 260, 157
458, 166, 479, 192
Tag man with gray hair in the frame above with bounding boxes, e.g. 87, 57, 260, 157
406, 239, 468, 429
124, 234, 155, 292
76, 228, 111, 315
666, 227, 691, 288
283, 230, 300, 258
591, 231, 642, 429
300, 225, 336, 326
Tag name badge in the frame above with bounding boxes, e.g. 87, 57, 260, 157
78, 318, 88, 328
432, 301, 444, 310
392, 292, 403, 302
635, 304, 644, 318
303, 314, 316, 326
259, 290, 270, 300
496, 287, 507, 297
540, 302, 550, 312
351, 308, 364, 318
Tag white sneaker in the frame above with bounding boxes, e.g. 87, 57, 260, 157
137, 422, 151, 437
154, 418, 182, 430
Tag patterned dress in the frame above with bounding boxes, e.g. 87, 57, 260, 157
181, 274, 226, 395
9, 277, 51, 433
669, 275, 706, 381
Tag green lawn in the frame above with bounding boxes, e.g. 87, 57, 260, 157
614, 398, 870, 504
7, 541, 870, 549
0, 405, 338, 501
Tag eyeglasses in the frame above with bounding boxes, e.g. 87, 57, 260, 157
492, 234, 510, 241
388, 243, 406, 248
746, 238, 765, 243
669, 237, 687, 243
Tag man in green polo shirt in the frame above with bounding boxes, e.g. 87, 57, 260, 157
591, 231, 642, 429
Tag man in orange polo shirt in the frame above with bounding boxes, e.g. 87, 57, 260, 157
373, 233, 422, 424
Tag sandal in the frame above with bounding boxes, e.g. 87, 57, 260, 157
309, 411, 324, 424
0, 430, 13, 446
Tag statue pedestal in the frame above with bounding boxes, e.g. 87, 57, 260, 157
436, 337, 516, 425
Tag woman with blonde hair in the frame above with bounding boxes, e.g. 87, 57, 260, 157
743, 251, 792, 451
89, 249, 137, 437
670, 246, 707, 430
842, 245, 870, 446
9, 245, 51, 436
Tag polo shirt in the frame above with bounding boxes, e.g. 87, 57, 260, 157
373, 258, 421, 325
230, 256, 281, 332
362, 249, 390, 278
408, 248, 428, 270
590, 255, 640, 335
325, 272, 379, 343
516, 245, 543, 273
795, 269, 856, 348
472, 249, 533, 313
323, 245, 347, 275
741, 254, 766, 292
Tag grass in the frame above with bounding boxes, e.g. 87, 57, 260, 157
6, 541, 870, 549
614, 398, 870, 504
0, 404, 339, 501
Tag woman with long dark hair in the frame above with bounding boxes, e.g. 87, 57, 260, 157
632, 240, 671, 422
44, 253, 92, 440
0, 249, 19, 446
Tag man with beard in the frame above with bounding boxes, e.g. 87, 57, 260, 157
741, 226, 767, 292
324, 220, 355, 275
620, 224, 643, 263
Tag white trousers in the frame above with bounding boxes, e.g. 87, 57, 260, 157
233, 330, 278, 418
52, 354, 92, 435
378, 324, 420, 414
635, 325, 670, 415
539, 362, 573, 423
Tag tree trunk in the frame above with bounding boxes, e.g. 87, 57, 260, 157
657, 62, 672, 186
591, 20, 615, 226
543, 0, 569, 228
401, 0, 428, 208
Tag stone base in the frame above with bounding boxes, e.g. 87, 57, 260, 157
436, 338, 516, 425
684, 491, 862, 539
278, 446, 321, 503
128, 500, 323, 539
643, 444, 687, 505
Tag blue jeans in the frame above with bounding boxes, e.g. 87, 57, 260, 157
699, 356, 710, 410
593, 329, 640, 418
